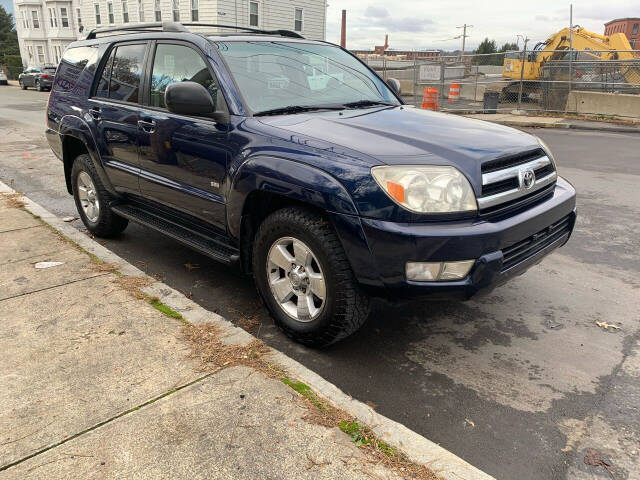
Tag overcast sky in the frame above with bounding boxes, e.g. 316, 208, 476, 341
2, 0, 636, 51
326, 1, 638, 50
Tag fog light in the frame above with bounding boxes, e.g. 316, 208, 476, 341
406, 260, 475, 282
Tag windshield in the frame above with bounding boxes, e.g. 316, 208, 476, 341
214, 41, 400, 114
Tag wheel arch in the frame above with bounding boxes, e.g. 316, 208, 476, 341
227, 156, 361, 274
59, 116, 116, 196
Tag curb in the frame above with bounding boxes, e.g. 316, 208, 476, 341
464, 116, 640, 134
0, 180, 495, 480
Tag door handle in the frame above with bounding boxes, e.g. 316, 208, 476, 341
137, 119, 156, 133
89, 107, 101, 121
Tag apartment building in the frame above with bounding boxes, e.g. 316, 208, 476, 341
14, 0, 326, 68
14, 0, 83, 67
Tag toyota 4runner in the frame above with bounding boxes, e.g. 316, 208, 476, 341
46, 22, 577, 347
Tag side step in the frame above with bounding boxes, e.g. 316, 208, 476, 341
111, 203, 240, 266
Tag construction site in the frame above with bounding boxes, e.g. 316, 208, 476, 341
350, 20, 640, 119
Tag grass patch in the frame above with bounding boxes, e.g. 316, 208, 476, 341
148, 296, 183, 319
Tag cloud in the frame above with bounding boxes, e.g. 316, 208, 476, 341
364, 6, 390, 19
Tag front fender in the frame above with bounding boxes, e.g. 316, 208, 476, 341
59, 115, 117, 196
227, 156, 359, 239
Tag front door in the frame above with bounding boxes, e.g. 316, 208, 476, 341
137, 41, 230, 231
88, 41, 149, 194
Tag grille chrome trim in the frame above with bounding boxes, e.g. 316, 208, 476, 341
482, 156, 552, 185
478, 172, 557, 209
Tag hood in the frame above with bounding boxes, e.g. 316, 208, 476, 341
257, 106, 541, 169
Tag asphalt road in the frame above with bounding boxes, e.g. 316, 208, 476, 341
1, 85, 639, 480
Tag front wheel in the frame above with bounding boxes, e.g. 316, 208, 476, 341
71, 154, 128, 237
252, 207, 370, 347
20, 80, 27, 90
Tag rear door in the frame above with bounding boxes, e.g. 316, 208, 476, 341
137, 40, 230, 230
88, 41, 149, 194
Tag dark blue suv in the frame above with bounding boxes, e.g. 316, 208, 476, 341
46, 22, 577, 346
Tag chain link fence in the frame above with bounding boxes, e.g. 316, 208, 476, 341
358, 50, 640, 119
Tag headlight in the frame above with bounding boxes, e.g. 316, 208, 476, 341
371, 166, 477, 213
536, 137, 556, 165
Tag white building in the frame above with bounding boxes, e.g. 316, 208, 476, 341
14, 0, 326, 68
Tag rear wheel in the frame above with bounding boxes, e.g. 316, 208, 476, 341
71, 154, 128, 237
252, 207, 370, 347
35, 80, 43, 92
19, 80, 27, 90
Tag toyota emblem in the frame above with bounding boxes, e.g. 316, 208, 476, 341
520, 169, 536, 190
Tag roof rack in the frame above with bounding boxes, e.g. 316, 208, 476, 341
84, 21, 304, 40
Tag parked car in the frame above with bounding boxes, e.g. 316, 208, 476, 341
19, 66, 57, 91
0, 70, 7, 85
45, 23, 577, 347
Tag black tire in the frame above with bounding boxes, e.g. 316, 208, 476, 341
35, 80, 42, 92
252, 207, 370, 347
20, 80, 27, 90
71, 154, 128, 237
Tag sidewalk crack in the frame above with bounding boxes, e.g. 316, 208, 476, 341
0, 374, 212, 472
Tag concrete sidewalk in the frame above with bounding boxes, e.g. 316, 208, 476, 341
0, 192, 462, 480
464, 113, 640, 134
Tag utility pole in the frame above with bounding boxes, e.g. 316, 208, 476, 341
456, 24, 473, 56
568, 4, 574, 94
340, 10, 347, 48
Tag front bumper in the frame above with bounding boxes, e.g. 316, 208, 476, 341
334, 177, 577, 300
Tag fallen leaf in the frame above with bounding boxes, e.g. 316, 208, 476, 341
596, 321, 621, 330
62, 216, 77, 222
184, 263, 200, 271
465, 418, 475, 427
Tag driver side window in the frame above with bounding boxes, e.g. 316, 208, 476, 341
149, 43, 218, 109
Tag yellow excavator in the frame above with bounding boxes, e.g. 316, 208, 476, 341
499, 27, 639, 104
503, 26, 638, 81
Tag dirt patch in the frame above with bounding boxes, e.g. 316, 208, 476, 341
2, 192, 25, 208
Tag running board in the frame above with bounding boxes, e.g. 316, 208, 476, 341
111, 203, 240, 266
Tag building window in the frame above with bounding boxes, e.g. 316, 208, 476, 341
48, 8, 57, 27
107, 2, 114, 23
249, 1, 258, 27
77, 8, 83, 29
191, 0, 198, 21
633, 24, 639, 35
294, 7, 302, 31
28, 46, 34, 60
95, 4, 101, 24
154, 0, 161, 21
172, 0, 180, 21
37, 45, 45, 64
631, 39, 636, 48
21, 11, 29, 29
122, 1, 129, 22
31, 10, 40, 29
137, 0, 144, 22
60, 8, 69, 27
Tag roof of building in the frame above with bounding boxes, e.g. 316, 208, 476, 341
604, 18, 640, 26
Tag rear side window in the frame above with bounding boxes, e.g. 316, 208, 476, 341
52, 46, 99, 93
94, 43, 146, 103
149, 43, 217, 109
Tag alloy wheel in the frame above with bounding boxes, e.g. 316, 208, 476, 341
266, 237, 326, 322
76, 171, 100, 222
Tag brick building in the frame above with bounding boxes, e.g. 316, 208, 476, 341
604, 18, 639, 48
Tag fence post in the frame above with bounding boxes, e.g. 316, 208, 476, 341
413, 53, 418, 107
517, 40, 528, 111
440, 56, 445, 101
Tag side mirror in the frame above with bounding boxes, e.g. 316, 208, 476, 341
387, 77, 401, 96
165, 81, 215, 116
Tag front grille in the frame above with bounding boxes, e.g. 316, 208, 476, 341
478, 149, 557, 213
501, 215, 572, 272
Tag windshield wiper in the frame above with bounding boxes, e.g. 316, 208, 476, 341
254, 105, 342, 117
342, 100, 396, 109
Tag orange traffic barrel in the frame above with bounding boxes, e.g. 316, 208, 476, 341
448, 81, 460, 102
421, 87, 438, 111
